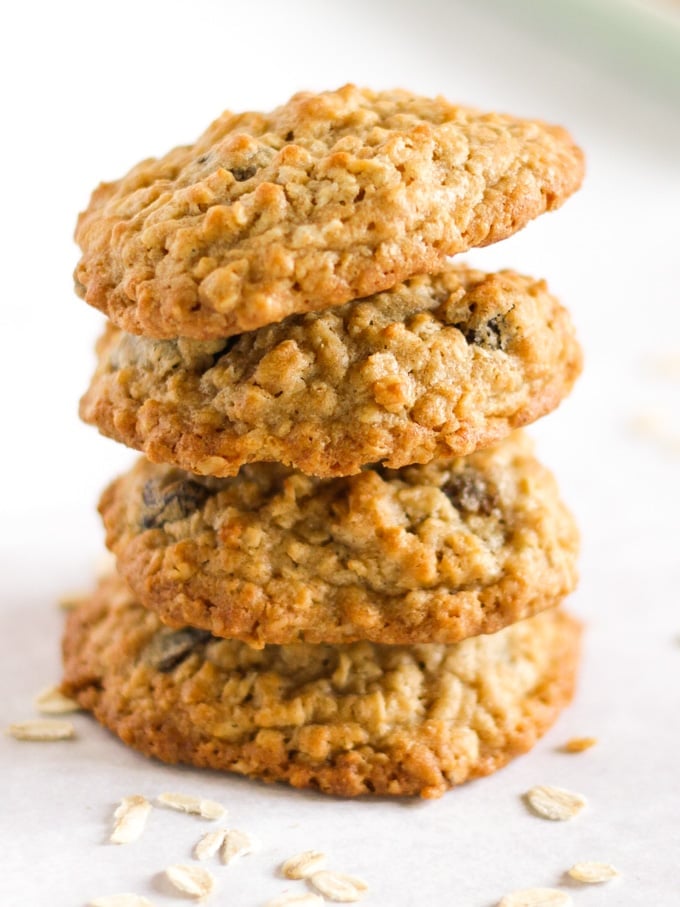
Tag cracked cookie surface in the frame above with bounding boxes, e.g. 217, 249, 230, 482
61, 573, 580, 798
81, 266, 582, 477
74, 84, 584, 339
99, 432, 579, 647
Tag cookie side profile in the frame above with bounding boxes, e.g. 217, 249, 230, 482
61, 574, 581, 798
99, 432, 579, 647
75, 85, 584, 339
80, 267, 582, 477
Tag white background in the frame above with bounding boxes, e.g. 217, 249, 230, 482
1, 1, 679, 904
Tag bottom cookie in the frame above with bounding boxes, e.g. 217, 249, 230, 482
61, 575, 580, 799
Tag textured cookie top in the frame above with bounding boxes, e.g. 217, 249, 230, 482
81, 266, 582, 477
61, 574, 581, 798
75, 85, 584, 339
100, 432, 579, 647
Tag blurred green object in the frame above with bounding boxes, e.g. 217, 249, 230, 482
491, 0, 680, 98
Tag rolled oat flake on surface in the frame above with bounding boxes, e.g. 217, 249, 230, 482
165, 864, 215, 898
281, 850, 327, 879
8, 719, 76, 741
525, 784, 586, 820
109, 795, 152, 844
567, 861, 619, 883
157, 791, 225, 819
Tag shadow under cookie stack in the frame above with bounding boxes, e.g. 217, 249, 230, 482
62, 85, 584, 799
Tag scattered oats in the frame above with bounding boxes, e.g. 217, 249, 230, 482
89, 896, 154, 907
94, 549, 117, 579
110, 795, 152, 844
8, 719, 75, 741
309, 871, 368, 902
221, 828, 259, 864
165, 864, 216, 899
563, 736, 597, 753
157, 792, 226, 820
265, 894, 324, 907
58, 590, 88, 611
34, 685, 81, 715
194, 799, 225, 820
525, 785, 586, 821
567, 862, 619, 883
194, 829, 227, 861
281, 850, 328, 879
499, 889, 571, 907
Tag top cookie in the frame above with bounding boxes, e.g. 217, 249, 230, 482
75, 85, 584, 339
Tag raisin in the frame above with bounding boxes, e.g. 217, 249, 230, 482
460, 314, 505, 350
141, 477, 211, 529
230, 165, 257, 182
144, 627, 213, 672
442, 471, 499, 516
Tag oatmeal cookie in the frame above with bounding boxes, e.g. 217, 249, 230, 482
81, 266, 582, 477
75, 85, 584, 339
61, 573, 580, 798
99, 432, 579, 647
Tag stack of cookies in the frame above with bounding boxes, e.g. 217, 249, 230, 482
62, 86, 584, 798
